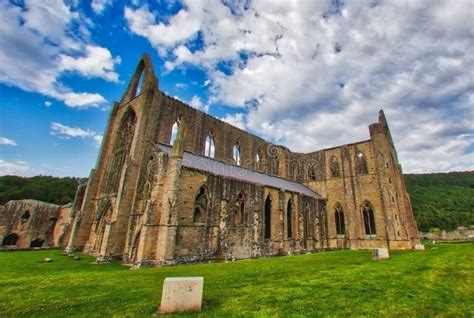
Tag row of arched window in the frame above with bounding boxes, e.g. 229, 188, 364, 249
169, 120, 369, 175
308, 153, 368, 180
191, 186, 303, 241
171, 121, 253, 166
333, 201, 376, 236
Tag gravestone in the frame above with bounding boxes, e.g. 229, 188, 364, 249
414, 244, 425, 251
159, 277, 204, 314
372, 248, 389, 260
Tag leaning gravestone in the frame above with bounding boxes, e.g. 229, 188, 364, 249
372, 248, 389, 260
159, 277, 204, 314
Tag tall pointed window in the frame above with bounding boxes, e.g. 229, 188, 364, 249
194, 186, 208, 223
335, 203, 345, 235
234, 191, 246, 224
233, 142, 241, 165
330, 156, 340, 178
308, 164, 316, 181
255, 149, 262, 171
135, 69, 145, 97
104, 108, 136, 194
287, 199, 293, 238
169, 119, 180, 145
204, 132, 215, 158
264, 195, 272, 239
356, 151, 368, 174
362, 201, 376, 235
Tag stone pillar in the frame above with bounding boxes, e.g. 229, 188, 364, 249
156, 120, 186, 263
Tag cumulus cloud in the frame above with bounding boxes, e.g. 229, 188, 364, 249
188, 95, 209, 112
59, 45, 121, 82
44, 101, 52, 107
91, 0, 113, 14
221, 113, 246, 130
0, 1, 120, 108
51, 122, 103, 147
125, 0, 474, 173
0, 137, 17, 146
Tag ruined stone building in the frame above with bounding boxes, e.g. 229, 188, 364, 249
0, 199, 72, 249
65, 54, 420, 266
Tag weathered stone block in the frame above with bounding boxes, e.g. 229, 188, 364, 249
372, 247, 389, 260
414, 244, 425, 251
159, 277, 203, 314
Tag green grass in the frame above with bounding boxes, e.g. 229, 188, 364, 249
0, 243, 473, 317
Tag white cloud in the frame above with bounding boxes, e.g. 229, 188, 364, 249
0, 137, 17, 146
22, 0, 79, 49
51, 122, 103, 147
189, 95, 209, 112
125, 0, 474, 173
62, 92, 105, 108
59, 45, 121, 82
0, 1, 119, 108
124, 3, 203, 51
91, 0, 113, 14
221, 113, 246, 130
44, 101, 52, 107
0, 159, 33, 176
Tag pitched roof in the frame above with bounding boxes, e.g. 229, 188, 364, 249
157, 144, 321, 199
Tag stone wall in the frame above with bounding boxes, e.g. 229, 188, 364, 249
0, 199, 72, 249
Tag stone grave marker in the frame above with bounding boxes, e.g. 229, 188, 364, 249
159, 277, 204, 314
372, 247, 389, 260
414, 244, 425, 251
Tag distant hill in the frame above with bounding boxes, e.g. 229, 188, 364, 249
0, 172, 472, 231
0, 175, 80, 206
404, 171, 474, 232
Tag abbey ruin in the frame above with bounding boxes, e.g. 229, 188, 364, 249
52, 54, 420, 266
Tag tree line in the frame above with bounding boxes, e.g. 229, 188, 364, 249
0, 171, 473, 231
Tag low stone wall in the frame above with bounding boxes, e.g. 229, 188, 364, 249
419, 227, 474, 241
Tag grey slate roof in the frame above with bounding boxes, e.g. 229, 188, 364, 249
157, 144, 320, 199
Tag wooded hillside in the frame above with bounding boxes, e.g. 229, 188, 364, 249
404, 171, 474, 231
0, 172, 472, 231
0, 175, 79, 206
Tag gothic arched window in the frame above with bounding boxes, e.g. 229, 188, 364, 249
335, 203, 345, 235
233, 142, 241, 165
204, 132, 216, 158
308, 164, 316, 181
356, 151, 368, 174
135, 69, 145, 97
264, 195, 272, 239
255, 149, 263, 171
169, 119, 180, 145
330, 156, 340, 178
362, 201, 376, 235
287, 199, 293, 238
104, 108, 137, 194
194, 186, 208, 223
234, 191, 246, 224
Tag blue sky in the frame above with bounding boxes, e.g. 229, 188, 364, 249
0, 0, 473, 177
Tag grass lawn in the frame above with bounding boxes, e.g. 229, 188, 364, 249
0, 243, 472, 317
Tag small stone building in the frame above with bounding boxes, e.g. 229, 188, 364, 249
0, 200, 72, 249
65, 54, 420, 266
